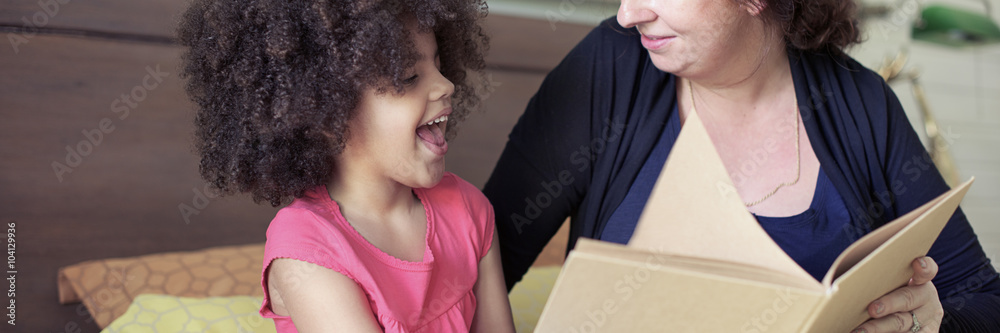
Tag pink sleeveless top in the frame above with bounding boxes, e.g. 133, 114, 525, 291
259, 173, 494, 332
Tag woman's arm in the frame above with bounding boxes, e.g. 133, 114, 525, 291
472, 230, 516, 333
874, 79, 1000, 331
267, 258, 383, 332
482, 24, 610, 290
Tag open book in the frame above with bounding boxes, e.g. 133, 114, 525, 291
534, 111, 974, 332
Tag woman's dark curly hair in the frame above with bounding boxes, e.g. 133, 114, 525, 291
177, 0, 489, 207
740, 0, 862, 54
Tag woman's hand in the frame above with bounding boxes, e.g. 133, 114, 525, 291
852, 257, 944, 333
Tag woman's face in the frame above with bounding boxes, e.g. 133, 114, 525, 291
343, 27, 455, 189
618, 0, 766, 80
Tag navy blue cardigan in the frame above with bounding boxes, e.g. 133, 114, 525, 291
483, 18, 1000, 331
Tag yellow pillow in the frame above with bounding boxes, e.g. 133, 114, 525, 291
508, 266, 562, 333
101, 294, 275, 333
104, 266, 560, 333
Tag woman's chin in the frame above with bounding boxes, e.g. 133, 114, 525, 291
648, 53, 689, 76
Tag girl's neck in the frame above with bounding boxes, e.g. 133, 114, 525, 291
326, 166, 421, 225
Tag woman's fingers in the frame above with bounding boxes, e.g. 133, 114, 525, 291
853, 310, 914, 333
852, 307, 941, 333
909, 256, 938, 286
853, 281, 944, 333
868, 282, 937, 319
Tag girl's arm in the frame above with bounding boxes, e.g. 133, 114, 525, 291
267, 258, 383, 332
472, 230, 516, 333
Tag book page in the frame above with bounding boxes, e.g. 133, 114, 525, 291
628, 111, 816, 286
579, 238, 823, 292
538, 238, 825, 333
821, 178, 972, 286
802, 178, 973, 332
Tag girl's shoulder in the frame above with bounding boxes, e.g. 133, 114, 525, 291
422, 172, 494, 255
263, 187, 352, 258
424, 172, 490, 208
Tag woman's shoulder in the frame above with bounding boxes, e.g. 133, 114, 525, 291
791, 48, 899, 123
554, 16, 648, 72
583, 17, 642, 48
793, 49, 889, 93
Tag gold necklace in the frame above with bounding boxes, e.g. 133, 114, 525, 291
686, 79, 800, 207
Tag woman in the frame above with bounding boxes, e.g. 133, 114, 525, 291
483, 0, 1000, 331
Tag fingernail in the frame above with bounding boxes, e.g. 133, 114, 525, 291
875, 302, 885, 314
920, 257, 928, 268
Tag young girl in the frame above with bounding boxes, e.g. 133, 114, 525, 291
177, 0, 515, 332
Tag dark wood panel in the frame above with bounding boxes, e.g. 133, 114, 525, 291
0, 0, 183, 39
1, 0, 595, 72
447, 70, 545, 188
0, 34, 280, 332
482, 14, 595, 72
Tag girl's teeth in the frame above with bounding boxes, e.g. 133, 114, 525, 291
425, 115, 448, 126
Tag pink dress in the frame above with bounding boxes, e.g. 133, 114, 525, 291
259, 173, 494, 332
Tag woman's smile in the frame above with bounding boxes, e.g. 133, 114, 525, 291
639, 31, 675, 51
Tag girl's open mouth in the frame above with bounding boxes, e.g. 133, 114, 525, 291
416, 114, 448, 155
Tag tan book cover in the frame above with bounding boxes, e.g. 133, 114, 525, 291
534, 111, 973, 332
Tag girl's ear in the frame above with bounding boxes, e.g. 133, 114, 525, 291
743, 0, 766, 16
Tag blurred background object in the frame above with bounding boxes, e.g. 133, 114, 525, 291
913, 2, 1000, 46
861, 0, 1000, 47
854, 0, 1000, 268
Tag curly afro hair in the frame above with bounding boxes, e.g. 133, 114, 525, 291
177, 0, 489, 207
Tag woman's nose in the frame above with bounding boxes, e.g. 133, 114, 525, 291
618, 0, 658, 28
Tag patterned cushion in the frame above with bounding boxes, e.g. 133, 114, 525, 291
57, 244, 265, 328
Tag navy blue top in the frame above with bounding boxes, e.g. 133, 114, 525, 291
484, 17, 1000, 330
600, 105, 856, 282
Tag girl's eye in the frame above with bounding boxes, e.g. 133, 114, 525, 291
403, 74, 419, 85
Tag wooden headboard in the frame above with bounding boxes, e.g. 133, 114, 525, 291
0, 1, 591, 330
